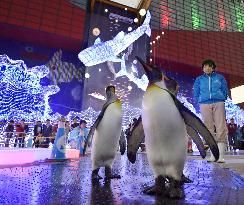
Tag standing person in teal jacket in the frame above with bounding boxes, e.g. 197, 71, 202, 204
193, 59, 228, 163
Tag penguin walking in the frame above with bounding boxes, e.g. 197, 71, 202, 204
85, 85, 122, 180
130, 57, 219, 199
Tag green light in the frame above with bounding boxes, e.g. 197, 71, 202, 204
235, 6, 244, 32
191, 0, 201, 29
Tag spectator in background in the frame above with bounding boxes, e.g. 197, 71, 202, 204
51, 123, 58, 144
78, 120, 88, 156
71, 117, 80, 130
193, 59, 228, 163
227, 118, 237, 150
235, 124, 243, 149
42, 119, 53, 148
4, 120, 14, 147
14, 121, 25, 148
19, 119, 29, 148
69, 122, 80, 149
33, 121, 42, 148
65, 121, 71, 137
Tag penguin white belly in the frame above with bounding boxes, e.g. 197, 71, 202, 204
142, 86, 187, 180
91, 101, 122, 170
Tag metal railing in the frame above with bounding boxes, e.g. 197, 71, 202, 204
0, 131, 55, 148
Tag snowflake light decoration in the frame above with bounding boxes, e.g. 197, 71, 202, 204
0, 54, 60, 121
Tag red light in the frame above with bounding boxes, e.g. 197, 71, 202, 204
219, 11, 226, 30
161, 5, 169, 28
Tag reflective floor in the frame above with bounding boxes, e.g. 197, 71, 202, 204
0, 153, 244, 205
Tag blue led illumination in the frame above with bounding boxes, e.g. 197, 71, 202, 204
0, 54, 60, 121
78, 11, 151, 67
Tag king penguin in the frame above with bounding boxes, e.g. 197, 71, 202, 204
131, 56, 219, 199
86, 85, 122, 180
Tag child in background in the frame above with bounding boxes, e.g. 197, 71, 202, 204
68, 124, 80, 149
78, 120, 88, 157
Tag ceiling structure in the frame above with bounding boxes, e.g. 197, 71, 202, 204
89, 0, 151, 12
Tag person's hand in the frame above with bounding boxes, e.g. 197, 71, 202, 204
80, 130, 84, 136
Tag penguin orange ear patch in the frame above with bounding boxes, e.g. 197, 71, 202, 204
163, 75, 170, 81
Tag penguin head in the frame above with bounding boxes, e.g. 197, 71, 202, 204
105, 85, 116, 98
164, 76, 179, 96
135, 56, 163, 84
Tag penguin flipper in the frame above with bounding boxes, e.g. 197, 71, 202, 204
161, 88, 219, 161
119, 131, 126, 155
180, 108, 219, 160
127, 116, 145, 163
83, 99, 116, 154
186, 124, 206, 158
179, 105, 219, 161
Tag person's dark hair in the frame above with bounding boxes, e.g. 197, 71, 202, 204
202, 59, 216, 70
80, 119, 87, 124
9, 120, 14, 123
21, 119, 25, 122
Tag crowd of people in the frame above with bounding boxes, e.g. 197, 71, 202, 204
2, 117, 89, 155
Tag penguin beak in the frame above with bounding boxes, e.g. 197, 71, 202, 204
136, 56, 162, 83
127, 151, 136, 164
135, 56, 153, 74
163, 75, 169, 81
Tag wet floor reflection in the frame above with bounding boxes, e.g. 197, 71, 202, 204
0, 154, 244, 204
90, 180, 114, 205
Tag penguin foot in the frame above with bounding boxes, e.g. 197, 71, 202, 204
92, 173, 102, 180
143, 176, 166, 196
180, 174, 192, 184
105, 173, 121, 179
207, 154, 216, 162
143, 185, 165, 195
168, 187, 184, 199
217, 158, 225, 163
92, 168, 102, 181
143, 185, 156, 195
143, 185, 166, 196
167, 177, 184, 199
105, 167, 121, 179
